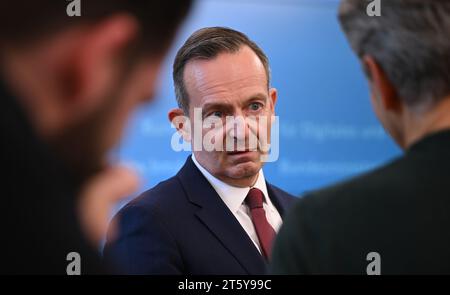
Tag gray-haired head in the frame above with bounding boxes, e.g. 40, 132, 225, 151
338, 0, 450, 110
173, 27, 271, 113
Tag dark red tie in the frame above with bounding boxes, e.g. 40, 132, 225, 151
245, 188, 276, 260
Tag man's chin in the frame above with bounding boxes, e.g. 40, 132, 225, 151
226, 160, 261, 180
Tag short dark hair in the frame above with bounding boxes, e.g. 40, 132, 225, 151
0, 1, 193, 57
173, 26, 271, 113
338, 0, 450, 109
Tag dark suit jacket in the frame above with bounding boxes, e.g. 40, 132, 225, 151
0, 78, 105, 274
271, 130, 450, 274
104, 156, 296, 274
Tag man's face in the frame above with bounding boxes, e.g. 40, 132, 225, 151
184, 46, 277, 187
54, 57, 163, 182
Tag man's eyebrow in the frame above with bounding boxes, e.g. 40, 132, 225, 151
201, 102, 233, 114
245, 93, 269, 103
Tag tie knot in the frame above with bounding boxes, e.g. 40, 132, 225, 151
245, 188, 265, 209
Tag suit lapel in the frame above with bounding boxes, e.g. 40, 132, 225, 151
177, 157, 266, 274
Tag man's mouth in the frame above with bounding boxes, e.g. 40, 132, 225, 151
226, 150, 256, 155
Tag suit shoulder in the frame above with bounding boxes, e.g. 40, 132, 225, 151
283, 156, 411, 234
275, 153, 450, 274
109, 175, 187, 242
273, 161, 406, 271
122, 175, 186, 214
299, 156, 410, 210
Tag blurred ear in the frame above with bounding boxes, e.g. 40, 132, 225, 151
363, 55, 402, 113
61, 14, 139, 118
168, 108, 191, 141
268, 87, 277, 114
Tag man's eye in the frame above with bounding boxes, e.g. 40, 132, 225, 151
249, 102, 263, 111
209, 111, 223, 117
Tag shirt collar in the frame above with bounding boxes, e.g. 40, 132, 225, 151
191, 154, 271, 214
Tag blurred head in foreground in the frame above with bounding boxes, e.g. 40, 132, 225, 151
0, 1, 192, 185
339, 0, 450, 148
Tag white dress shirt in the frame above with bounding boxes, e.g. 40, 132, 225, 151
191, 154, 283, 254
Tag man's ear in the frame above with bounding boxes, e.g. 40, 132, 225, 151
268, 88, 278, 114
363, 55, 402, 112
168, 108, 191, 142
61, 14, 139, 117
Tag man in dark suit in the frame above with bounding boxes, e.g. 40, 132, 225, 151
271, 0, 450, 274
104, 27, 296, 275
0, 1, 192, 274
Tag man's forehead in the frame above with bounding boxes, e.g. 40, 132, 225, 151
189, 77, 268, 108
183, 46, 267, 92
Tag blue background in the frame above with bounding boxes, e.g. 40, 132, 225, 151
116, 0, 400, 198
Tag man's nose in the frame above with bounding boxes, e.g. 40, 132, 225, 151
226, 115, 250, 142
